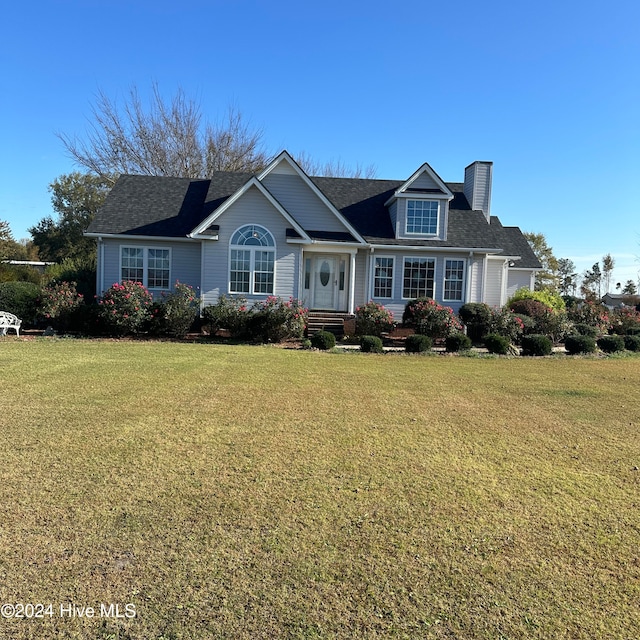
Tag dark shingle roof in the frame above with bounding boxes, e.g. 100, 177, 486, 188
87, 172, 540, 268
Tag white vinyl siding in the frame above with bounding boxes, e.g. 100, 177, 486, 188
484, 258, 507, 307
506, 269, 535, 300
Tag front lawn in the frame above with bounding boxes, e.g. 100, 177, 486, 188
0, 340, 638, 639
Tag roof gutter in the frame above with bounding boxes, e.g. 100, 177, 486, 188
369, 244, 504, 254
84, 232, 198, 243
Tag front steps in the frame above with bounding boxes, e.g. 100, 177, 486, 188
306, 311, 355, 338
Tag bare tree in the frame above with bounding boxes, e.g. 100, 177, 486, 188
295, 151, 377, 179
58, 86, 270, 182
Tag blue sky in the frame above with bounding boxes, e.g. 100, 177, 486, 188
1, 0, 639, 287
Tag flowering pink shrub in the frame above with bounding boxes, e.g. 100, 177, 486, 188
402, 297, 462, 339
39, 281, 84, 331
355, 301, 395, 337
567, 301, 610, 336
203, 295, 308, 342
247, 296, 308, 342
149, 282, 199, 338
489, 307, 525, 343
203, 295, 249, 337
98, 281, 153, 335
608, 306, 640, 335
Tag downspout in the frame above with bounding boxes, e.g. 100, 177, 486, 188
368, 246, 375, 304
481, 254, 488, 304
466, 251, 474, 303
200, 240, 206, 315
98, 237, 104, 296
349, 252, 357, 314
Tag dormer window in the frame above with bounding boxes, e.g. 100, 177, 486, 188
406, 200, 439, 235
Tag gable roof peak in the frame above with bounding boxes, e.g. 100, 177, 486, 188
384, 161, 453, 206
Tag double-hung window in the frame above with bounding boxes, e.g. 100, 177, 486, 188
229, 225, 275, 295
121, 247, 170, 289
406, 200, 439, 235
403, 257, 435, 299
373, 257, 394, 298
444, 259, 465, 301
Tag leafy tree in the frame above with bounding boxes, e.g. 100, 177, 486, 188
0, 220, 15, 260
29, 173, 111, 262
57, 85, 270, 182
0, 221, 38, 261
581, 262, 602, 299
602, 253, 615, 293
557, 258, 577, 296
524, 232, 559, 291
621, 279, 637, 295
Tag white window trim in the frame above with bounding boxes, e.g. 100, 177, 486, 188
404, 199, 440, 237
120, 245, 171, 291
443, 258, 466, 302
228, 224, 276, 296
372, 255, 395, 299
402, 255, 436, 300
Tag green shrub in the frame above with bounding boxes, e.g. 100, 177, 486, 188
310, 330, 336, 350
623, 335, 640, 352
402, 297, 462, 339
148, 282, 199, 338
98, 281, 153, 336
355, 301, 395, 337
627, 326, 640, 336
203, 295, 249, 338
245, 296, 308, 343
458, 303, 491, 342
521, 334, 553, 356
405, 334, 433, 353
597, 334, 625, 353
0, 262, 42, 285
564, 334, 596, 355
507, 287, 566, 311
458, 302, 492, 326
39, 280, 84, 332
43, 255, 97, 300
573, 323, 598, 338
0, 281, 41, 326
484, 333, 511, 355
360, 335, 384, 353
445, 333, 472, 352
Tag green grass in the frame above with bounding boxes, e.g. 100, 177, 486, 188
0, 339, 639, 639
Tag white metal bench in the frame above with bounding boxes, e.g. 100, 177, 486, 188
0, 311, 22, 337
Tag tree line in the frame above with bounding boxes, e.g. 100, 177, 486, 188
524, 232, 637, 299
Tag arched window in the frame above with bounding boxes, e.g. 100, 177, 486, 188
229, 224, 275, 294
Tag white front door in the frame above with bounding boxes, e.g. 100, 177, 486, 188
312, 256, 339, 309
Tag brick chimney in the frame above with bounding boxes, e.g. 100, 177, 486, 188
463, 161, 493, 222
